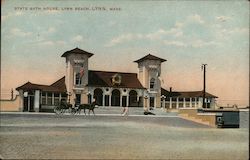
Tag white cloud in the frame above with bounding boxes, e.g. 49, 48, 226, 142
105, 13, 247, 48
164, 39, 218, 48
10, 28, 32, 37
216, 16, 232, 22
1, 11, 24, 21
227, 27, 248, 34
71, 35, 83, 43
38, 40, 66, 46
187, 14, 205, 24
164, 40, 187, 47
145, 29, 166, 40
1, 15, 7, 21
39, 41, 55, 46
175, 22, 184, 28
105, 26, 184, 47
105, 33, 143, 47
48, 27, 56, 33
15, 11, 24, 16
190, 39, 217, 48
217, 27, 248, 39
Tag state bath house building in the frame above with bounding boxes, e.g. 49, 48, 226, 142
16, 48, 217, 112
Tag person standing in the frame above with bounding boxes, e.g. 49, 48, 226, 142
121, 106, 129, 116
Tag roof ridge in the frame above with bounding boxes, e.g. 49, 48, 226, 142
50, 76, 65, 87
89, 70, 137, 75
134, 54, 167, 63
61, 48, 94, 58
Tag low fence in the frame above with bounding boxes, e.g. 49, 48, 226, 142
0, 95, 21, 111
179, 108, 217, 127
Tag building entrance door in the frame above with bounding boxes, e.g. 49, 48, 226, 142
76, 94, 81, 105
150, 97, 155, 109
23, 95, 34, 112
122, 96, 127, 107
111, 89, 120, 106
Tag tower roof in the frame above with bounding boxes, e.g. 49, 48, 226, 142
134, 54, 167, 63
61, 47, 94, 58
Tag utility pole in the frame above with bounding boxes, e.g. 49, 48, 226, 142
202, 64, 207, 108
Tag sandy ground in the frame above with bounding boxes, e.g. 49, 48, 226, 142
0, 113, 249, 159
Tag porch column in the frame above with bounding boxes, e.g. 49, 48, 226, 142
19, 90, 24, 111
162, 97, 166, 109
59, 93, 62, 102
109, 94, 112, 107
169, 97, 172, 109
34, 90, 40, 112
126, 95, 129, 107
52, 93, 54, 105
183, 98, 186, 108
154, 97, 156, 108
176, 97, 179, 109
45, 92, 48, 104
120, 96, 122, 107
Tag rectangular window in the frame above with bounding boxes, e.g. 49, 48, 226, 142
172, 103, 176, 109
47, 93, 52, 105
179, 103, 183, 108
61, 93, 67, 102
75, 73, 82, 85
150, 78, 155, 90
54, 93, 60, 105
41, 92, 46, 105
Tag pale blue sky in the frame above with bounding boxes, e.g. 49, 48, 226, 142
1, 0, 249, 106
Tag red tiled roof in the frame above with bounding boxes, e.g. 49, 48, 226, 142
88, 70, 145, 89
16, 77, 66, 92
161, 88, 218, 98
61, 47, 94, 58
50, 77, 66, 91
134, 54, 167, 63
16, 70, 145, 92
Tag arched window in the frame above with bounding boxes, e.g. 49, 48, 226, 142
75, 73, 82, 85
150, 78, 155, 89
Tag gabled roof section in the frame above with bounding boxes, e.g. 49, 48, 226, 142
50, 77, 67, 91
16, 82, 42, 91
161, 88, 218, 98
134, 54, 167, 63
61, 47, 94, 58
88, 70, 145, 89
16, 77, 66, 92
